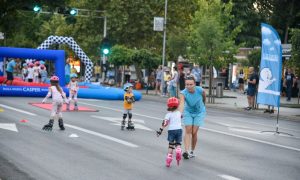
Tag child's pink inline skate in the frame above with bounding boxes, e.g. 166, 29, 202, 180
175, 147, 182, 166
166, 153, 173, 167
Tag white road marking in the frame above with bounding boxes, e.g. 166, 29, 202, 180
90, 116, 153, 131
0, 104, 36, 116
228, 127, 262, 134
65, 124, 138, 148
201, 127, 300, 152
80, 102, 300, 152
218, 174, 241, 180
0, 123, 18, 132
69, 133, 79, 138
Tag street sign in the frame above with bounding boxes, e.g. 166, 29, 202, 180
0, 32, 4, 40
153, 17, 164, 31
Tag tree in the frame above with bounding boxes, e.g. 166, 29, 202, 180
188, 0, 240, 101
290, 29, 300, 75
109, 45, 133, 67
132, 48, 160, 82
247, 49, 261, 71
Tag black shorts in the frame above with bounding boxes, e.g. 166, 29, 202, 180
238, 78, 244, 84
6, 71, 14, 80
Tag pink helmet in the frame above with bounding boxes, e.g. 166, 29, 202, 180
34, 61, 40, 65
50, 76, 59, 82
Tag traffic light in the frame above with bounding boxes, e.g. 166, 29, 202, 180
33, 5, 41, 13
69, 8, 78, 16
101, 37, 111, 55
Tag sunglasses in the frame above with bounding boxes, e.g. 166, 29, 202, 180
185, 75, 195, 81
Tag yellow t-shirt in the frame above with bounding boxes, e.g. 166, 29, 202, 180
124, 92, 134, 109
94, 66, 101, 74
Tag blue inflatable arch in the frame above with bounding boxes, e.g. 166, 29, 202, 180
0, 47, 65, 86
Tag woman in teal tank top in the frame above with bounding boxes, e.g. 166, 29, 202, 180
179, 75, 206, 159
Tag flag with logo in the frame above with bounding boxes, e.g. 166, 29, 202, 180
257, 23, 282, 107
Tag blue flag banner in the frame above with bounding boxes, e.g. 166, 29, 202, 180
257, 23, 282, 107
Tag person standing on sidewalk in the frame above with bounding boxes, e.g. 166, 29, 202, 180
245, 67, 258, 110
179, 75, 206, 159
65, 58, 71, 84
169, 67, 179, 97
2, 58, 20, 85
155, 65, 163, 95
191, 65, 202, 86
284, 68, 296, 101
94, 63, 101, 82
238, 69, 245, 94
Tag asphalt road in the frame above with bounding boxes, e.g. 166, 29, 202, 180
0, 97, 300, 180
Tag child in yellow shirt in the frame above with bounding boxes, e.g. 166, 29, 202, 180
122, 83, 135, 130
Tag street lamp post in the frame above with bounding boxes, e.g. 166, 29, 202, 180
161, 0, 168, 96
162, 0, 168, 68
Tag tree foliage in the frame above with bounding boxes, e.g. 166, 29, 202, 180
188, 0, 240, 69
290, 29, 300, 75
109, 45, 133, 66
247, 48, 261, 71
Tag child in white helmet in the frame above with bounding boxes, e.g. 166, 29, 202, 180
121, 83, 135, 130
66, 73, 79, 111
42, 76, 68, 131
156, 97, 183, 167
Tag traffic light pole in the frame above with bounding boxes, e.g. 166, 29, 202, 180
102, 16, 107, 82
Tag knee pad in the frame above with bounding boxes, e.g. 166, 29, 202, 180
175, 142, 181, 146
169, 142, 175, 149
128, 113, 132, 119
123, 114, 127, 120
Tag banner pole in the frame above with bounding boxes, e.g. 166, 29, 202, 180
276, 106, 279, 133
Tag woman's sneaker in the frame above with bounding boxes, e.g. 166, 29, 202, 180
189, 151, 196, 158
182, 151, 189, 159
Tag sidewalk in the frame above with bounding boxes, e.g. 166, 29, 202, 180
137, 88, 300, 121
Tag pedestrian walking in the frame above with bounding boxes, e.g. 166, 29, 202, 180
156, 97, 183, 167
42, 76, 68, 131
179, 75, 206, 159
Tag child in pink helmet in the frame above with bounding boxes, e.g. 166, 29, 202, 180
156, 97, 183, 167
42, 76, 68, 131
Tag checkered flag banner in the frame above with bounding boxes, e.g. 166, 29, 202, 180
37, 35, 94, 83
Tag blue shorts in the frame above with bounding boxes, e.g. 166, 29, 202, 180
167, 129, 182, 143
183, 111, 206, 126
247, 87, 256, 96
